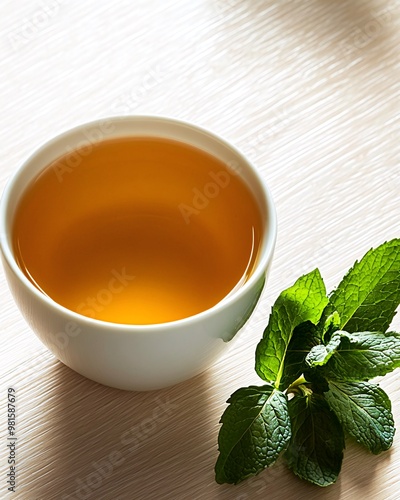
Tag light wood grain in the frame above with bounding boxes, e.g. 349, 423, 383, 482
1, 0, 399, 498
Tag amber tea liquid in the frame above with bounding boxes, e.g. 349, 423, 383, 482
13, 137, 263, 324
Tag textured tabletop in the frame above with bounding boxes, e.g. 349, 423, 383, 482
1, 1, 399, 499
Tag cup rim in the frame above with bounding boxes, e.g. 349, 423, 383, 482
0, 115, 277, 332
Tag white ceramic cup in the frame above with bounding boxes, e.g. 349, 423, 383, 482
0, 116, 277, 391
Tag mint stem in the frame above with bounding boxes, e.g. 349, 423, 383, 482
286, 375, 307, 395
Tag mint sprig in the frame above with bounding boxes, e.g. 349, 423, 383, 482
215, 239, 400, 487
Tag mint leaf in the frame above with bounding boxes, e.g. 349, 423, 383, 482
325, 381, 395, 454
285, 393, 345, 487
306, 330, 400, 381
305, 335, 342, 367
322, 311, 341, 342
279, 321, 321, 391
255, 270, 328, 387
321, 239, 400, 333
215, 385, 291, 484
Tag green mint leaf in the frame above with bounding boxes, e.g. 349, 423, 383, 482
305, 335, 342, 367
279, 321, 321, 391
322, 311, 341, 342
215, 385, 291, 484
285, 393, 345, 487
255, 270, 328, 387
307, 330, 400, 381
321, 239, 400, 333
325, 381, 395, 454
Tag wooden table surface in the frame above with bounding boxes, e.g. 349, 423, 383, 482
1, 1, 399, 499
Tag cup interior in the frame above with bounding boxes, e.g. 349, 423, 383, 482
0, 116, 277, 328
